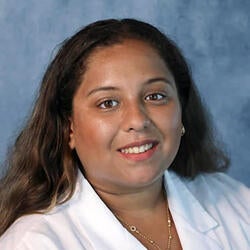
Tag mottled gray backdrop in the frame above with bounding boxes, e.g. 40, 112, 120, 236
0, 0, 249, 186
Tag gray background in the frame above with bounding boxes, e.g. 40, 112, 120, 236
0, 0, 249, 186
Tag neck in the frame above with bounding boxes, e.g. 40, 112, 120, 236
94, 177, 165, 217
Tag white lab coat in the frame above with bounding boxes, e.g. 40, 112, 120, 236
0, 170, 249, 250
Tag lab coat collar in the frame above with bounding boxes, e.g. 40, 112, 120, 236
68, 171, 222, 249
68, 174, 146, 250
164, 171, 225, 249
164, 170, 218, 233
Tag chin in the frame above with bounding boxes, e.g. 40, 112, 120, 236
124, 169, 165, 187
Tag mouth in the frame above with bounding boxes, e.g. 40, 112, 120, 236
117, 140, 159, 161
119, 143, 154, 154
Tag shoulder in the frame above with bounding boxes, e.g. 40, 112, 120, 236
185, 172, 249, 202
0, 177, 88, 250
0, 213, 60, 250
174, 171, 250, 222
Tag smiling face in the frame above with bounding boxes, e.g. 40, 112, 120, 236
69, 39, 183, 193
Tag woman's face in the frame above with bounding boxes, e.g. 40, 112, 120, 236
69, 39, 183, 193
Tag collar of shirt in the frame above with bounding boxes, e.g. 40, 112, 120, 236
59, 170, 248, 250
164, 171, 223, 249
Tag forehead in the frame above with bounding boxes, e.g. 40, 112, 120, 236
83, 39, 175, 83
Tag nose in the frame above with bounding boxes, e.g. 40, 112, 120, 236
122, 102, 151, 132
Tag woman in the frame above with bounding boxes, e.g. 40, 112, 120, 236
0, 19, 249, 250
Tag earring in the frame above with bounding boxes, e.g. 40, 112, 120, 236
181, 126, 185, 136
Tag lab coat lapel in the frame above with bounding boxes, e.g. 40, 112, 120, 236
164, 171, 223, 250
70, 171, 224, 249
69, 175, 146, 250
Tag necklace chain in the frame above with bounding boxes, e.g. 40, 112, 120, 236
116, 203, 172, 250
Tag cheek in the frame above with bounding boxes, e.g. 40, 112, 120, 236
73, 115, 117, 152
170, 108, 182, 130
159, 105, 182, 158
152, 103, 182, 131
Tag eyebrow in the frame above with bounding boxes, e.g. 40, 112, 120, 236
87, 77, 173, 97
146, 77, 173, 86
87, 86, 119, 97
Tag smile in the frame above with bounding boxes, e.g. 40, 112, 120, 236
118, 140, 159, 161
120, 143, 153, 154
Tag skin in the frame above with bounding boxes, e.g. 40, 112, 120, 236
69, 39, 183, 248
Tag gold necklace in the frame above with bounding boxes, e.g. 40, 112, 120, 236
116, 204, 172, 250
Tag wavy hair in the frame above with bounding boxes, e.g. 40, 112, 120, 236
0, 18, 229, 236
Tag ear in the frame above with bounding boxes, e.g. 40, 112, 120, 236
68, 117, 75, 149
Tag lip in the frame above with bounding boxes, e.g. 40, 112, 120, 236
117, 139, 159, 150
117, 139, 159, 161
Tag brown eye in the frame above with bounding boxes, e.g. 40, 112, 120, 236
98, 99, 119, 109
145, 93, 166, 101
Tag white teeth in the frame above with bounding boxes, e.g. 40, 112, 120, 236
120, 143, 153, 154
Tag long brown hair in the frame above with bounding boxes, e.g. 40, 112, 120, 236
0, 18, 229, 236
